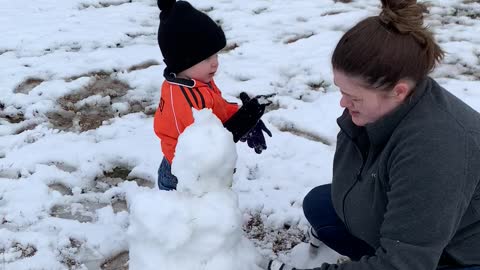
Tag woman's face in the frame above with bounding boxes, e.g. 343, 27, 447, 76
333, 70, 406, 126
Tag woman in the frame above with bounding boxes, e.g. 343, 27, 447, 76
263, 0, 480, 269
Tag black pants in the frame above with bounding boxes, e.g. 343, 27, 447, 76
302, 184, 480, 270
302, 184, 375, 261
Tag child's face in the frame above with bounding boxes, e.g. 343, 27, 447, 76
179, 54, 219, 83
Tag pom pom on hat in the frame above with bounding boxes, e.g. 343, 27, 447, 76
157, 0, 176, 11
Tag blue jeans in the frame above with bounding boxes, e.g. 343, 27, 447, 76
303, 184, 375, 261
302, 184, 480, 269
157, 157, 178, 190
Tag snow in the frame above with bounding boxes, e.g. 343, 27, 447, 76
128, 109, 260, 270
172, 110, 237, 195
2, 0, 480, 269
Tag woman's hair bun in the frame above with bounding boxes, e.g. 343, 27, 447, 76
158, 0, 176, 11
381, 0, 416, 12
379, 0, 426, 35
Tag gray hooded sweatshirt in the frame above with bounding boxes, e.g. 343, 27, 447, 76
318, 77, 480, 270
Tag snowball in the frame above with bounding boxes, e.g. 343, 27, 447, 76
172, 109, 237, 196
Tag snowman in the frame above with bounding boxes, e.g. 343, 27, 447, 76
128, 109, 263, 270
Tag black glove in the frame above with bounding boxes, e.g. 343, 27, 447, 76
240, 120, 272, 154
224, 92, 267, 142
238, 92, 272, 153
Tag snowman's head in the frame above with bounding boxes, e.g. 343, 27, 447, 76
172, 109, 237, 196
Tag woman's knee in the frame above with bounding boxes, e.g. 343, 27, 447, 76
303, 184, 332, 221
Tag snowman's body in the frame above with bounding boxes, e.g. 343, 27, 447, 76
129, 109, 261, 270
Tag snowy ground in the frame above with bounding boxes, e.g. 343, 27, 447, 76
1, 0, 480, 269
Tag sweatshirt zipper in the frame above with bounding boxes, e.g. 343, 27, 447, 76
341, 139, 365, 233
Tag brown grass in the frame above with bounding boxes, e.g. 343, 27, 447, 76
275, 123, 332, 146
243, 213, 307, 254
284, 33, 314, 44
221, 43, 239, 53
101, 251, 129, 270
307, 80, 330, 92
14, 78, 44, 94
127, 60, 160, 72
48, 72, 130, 131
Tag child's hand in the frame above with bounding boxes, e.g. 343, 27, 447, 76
223, 93, 267, 142
240, 92, 274, 106
240, 120, 272, 154
237, 92, 273, 153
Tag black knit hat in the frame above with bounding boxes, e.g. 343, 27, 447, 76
157, 0, 226, 75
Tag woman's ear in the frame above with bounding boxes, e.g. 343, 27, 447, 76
392, 81, 414, 102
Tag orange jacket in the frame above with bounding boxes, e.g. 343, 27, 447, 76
154, 77, 239, 164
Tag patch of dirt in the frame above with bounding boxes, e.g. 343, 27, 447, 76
321, 10, 344, 16
127, 60, 160, 72
244, 213, 266, 240
63, 73, 130, 103
129, 99, 155, 116
221, 43, 239, 53
296, 17, 308, 22
265, 101, 280, 113
199, 6, 214, 13
47, 161, 77, 173
244, 213, 306, 254
451, 5, 480, 19
0, 168, 22, 179
65, 71, 109, 82
334, 0, 352, 3
284, 33, 315, 44
126, 32, 155, 39
0, 111, 25, 124
101, 251, 129, 270
0, 49, 14, 56
440, 61, 480, 80
46, 109, 76, 130
15, 243, 37, 258
105, 167, 131, 179
0, 243, 37, 263
58, 237, 83, 269
95, 175, 125, 192
112, 198, 128, 213
253, 7, 268, 14
460, 67, 480, 79
48, 72, 130, 132
128, 177, 155, 188
79, 0, 132, 9
50, 201, 109, 223
95, 166, 154, 191
13, 121, 39, 135
95, 167, 131, 191
246, 164, 260, 181
307, 80, 330, 92
65, 45, 82, 53
50, 193, 129, 223
273, 122, 332, 146
215, 19, 224, 27
14, 78, 44, 94
48, 183, 73, 196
